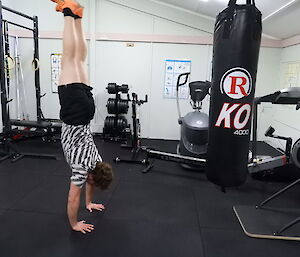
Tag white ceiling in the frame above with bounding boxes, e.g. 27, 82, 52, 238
156, 0, 300, 39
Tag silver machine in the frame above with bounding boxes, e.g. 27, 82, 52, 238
176, 73, 211, 169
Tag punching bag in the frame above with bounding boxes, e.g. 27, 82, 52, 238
206, 0, 262, 188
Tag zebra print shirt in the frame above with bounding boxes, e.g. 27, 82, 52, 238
61, 123, 102, 187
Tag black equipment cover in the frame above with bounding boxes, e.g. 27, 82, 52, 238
206, 0, 262, 187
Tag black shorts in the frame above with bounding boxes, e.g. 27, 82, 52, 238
58, 83, 95, 125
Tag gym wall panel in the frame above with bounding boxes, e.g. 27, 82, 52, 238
281, 44, 300, 61
2, 0, 17, 28
153, 17, 211, 37
255, 48, 282, 142
2, 0, 12, 5
96, 0, 214, 36
256, 48, 282, 97
149, 43, 211, 140
1, 0, 15, 22
94, 41, 152, 136
100, 0, 214, 34
96, 0, 154, 34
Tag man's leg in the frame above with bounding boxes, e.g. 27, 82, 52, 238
74, 16, 89, 85
59, 15, 81, 85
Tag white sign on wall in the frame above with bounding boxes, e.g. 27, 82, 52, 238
51, 53, 62, 93
164, 59, 191, 99
283, 61, 300, 88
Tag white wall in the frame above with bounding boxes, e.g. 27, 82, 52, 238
255, 47, 282, 143
259, 44, 300, 149
95, 41, 153, 136
0, 0, 285, 141
149, 43, 211, 139
97, 0, 214, 34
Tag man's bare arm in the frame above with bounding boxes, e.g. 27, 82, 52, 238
68, 182, 94, 233
86, 182, 105, 212
85, 182, 94, 205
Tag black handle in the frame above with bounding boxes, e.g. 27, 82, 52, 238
131, 93, 148, 105
138, 94, 148, 105
223, 0, 258, 39
228, 0, 255, 6
176, 72, 190, 91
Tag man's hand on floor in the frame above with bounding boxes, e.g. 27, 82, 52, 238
86, 203, 105, 212
72, 221, 94, 234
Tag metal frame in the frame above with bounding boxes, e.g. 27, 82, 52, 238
114, 93, 148, 165
0, 1, 43, 124
0, 1, 10, 138
249, 88, 300, 173
142, 149, 206, 173
2, 19, 34, 31
251, 98, 259, 161
33, 15, 43, 122
236, 87, 300, 238
2, 5, 34, 20
0, 1, 58, 162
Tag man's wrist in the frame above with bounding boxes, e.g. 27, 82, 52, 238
70, 220, 78, 229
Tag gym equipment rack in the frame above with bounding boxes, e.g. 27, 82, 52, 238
0, 1, 59, 162
115, 92, 148, 165
103, 83, 131, 141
